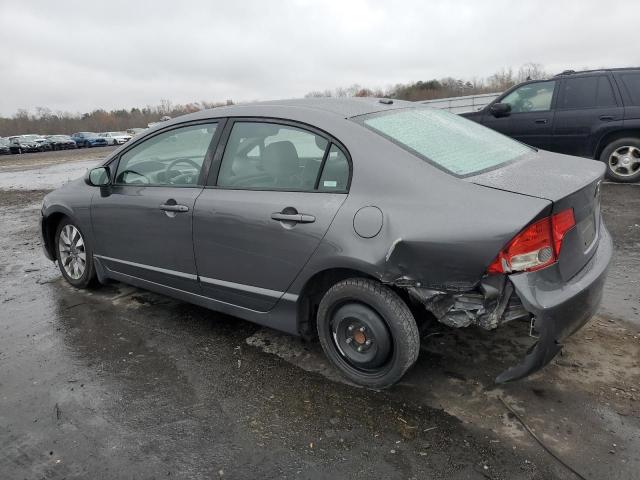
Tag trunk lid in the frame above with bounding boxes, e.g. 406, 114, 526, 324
466, 151, 605, 280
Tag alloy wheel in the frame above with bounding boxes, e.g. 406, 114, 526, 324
609, 146, 640, 177
58, 225, 87, 280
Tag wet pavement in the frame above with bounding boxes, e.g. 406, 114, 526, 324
1, 152, 639, 479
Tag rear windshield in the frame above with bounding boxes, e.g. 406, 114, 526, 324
360, 108, 532, 176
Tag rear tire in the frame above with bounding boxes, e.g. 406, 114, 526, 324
55, 218, 96, 289
600, 138, 640, 183
317, 278, 420, 389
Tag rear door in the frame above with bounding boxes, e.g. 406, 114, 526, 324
482, 80, 558, 150
193, 119, 350, 311
91, 122, 221, 293
615, 70, 640, 122
553, 74, 623, 157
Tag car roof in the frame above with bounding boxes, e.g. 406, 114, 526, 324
180, 97, 415, 123
554, 67, 640, 77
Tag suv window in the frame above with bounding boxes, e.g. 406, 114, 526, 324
620, 72, 640, 105
559, 76, 616, 109
115, 123, 217, 186
501, 80, 556, 113
217, 122, 329, 191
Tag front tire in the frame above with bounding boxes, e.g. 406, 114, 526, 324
600, 138, 640, 183
55, 219, 96, 288
85, 141, 91, 148
317, 278, 420, 389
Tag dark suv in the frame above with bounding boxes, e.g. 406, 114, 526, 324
464, 68, 640, 182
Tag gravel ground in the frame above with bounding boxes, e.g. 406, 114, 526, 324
0, 150, 638, 479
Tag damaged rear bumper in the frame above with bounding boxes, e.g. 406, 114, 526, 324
496, 225, 613, 383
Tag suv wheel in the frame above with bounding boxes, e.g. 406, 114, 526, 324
317, 278, 420, 389
600, 138, 640, 182
85, 141, 91, 148
55, 219, 96, 288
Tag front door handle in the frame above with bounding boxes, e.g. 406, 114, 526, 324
599, 115, 614, 121
160, 204, 189, 213
271, 212, 316, 223
534, 118, 548, 124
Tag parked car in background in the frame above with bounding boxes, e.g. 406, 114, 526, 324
70, 132, 108, 148
464, 67, 640, 182
8, 135, 50, 153
0, 138, 11, 155
99, 131, 132, 145
45, 135, 77, 150
40, 98, 611, 388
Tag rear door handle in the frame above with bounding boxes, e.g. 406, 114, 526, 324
534, 118, 548, 124
599, 115, 614, 121
160, 204, 189, 212
271, 212, 316, 223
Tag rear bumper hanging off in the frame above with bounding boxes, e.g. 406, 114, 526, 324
495, 225, 612, 383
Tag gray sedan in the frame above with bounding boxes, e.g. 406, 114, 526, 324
40, 98, 612, 388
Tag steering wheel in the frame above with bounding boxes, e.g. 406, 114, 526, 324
165, 158, 201, 185
521, 100, 534, 112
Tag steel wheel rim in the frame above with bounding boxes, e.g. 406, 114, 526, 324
58, 225, 87, 280
330, 302, 392, 372
609, 146, 640, 177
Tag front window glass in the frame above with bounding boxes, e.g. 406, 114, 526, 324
362, 108, 532, 176
217, 122, 328, 190
501, 80, 556, 113
115, 123, 217, 186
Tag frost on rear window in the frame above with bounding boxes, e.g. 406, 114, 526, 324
363, 108, 532, 176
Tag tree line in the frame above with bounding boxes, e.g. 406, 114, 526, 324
1, 63, 548, 137
305, 63, 548, 100
0, 99, 232, 137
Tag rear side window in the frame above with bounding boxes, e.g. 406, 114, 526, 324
361, 108, 532, 176
318, 145, 349, 191
620, 72, 640, 105
217, 122, 330, 191
559, 76, 617, 109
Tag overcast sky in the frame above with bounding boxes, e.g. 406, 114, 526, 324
0, 0, 638, 116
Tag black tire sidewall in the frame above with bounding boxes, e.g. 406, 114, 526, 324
317, 278, 419, 389
600, 138, 640, 183
55, 219, 96, 288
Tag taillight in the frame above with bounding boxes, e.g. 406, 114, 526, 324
487, 208, 575, 274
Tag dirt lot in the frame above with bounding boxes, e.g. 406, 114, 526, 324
1, 150, 639, 479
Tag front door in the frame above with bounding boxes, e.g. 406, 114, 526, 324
193, 120, 350, 311
483, 79, 558, 151
91, 122, 220, 293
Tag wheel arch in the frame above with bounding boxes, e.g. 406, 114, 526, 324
594, 129, 640, 159
295, 266, 379, 338
42, 208, 76, 260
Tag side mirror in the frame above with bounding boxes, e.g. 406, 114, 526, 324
85, 166, 111, 187
490, 102, 511, 117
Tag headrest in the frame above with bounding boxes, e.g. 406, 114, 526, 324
263, 141, 300, 179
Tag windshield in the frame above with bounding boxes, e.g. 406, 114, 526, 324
360, 107, 533, 176
21, 135, 43, 141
